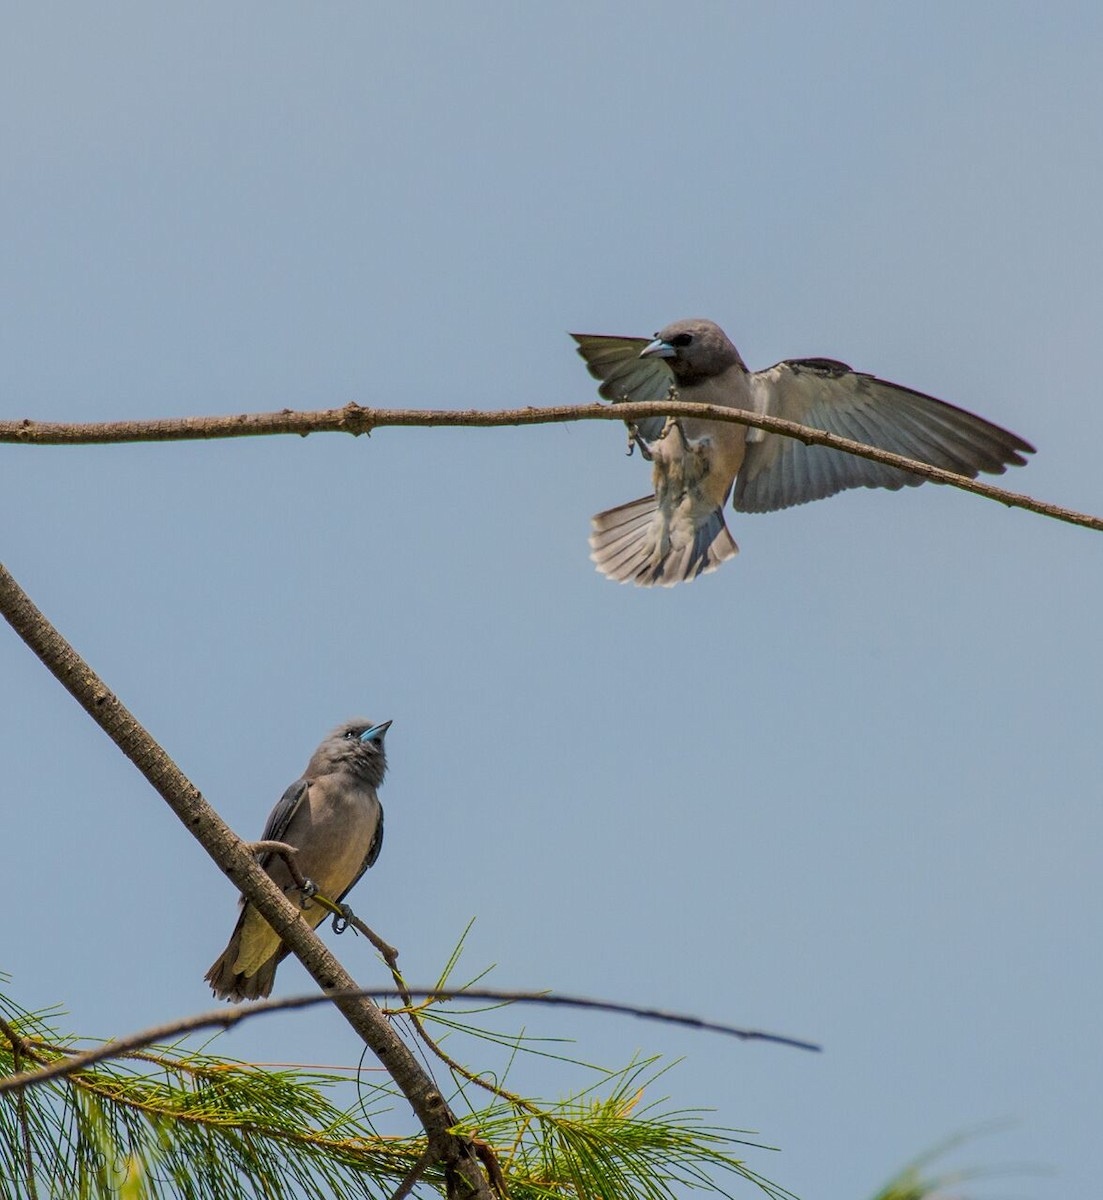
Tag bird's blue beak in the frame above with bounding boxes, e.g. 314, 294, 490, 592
640, 337, 676, 359
359, 720, 392, 743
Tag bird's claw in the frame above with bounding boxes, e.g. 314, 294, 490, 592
299, 879, 318, 907
332, 903, 354, 935
658, 415, 684, 441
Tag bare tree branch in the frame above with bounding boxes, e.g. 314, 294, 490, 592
2, 400, 1098, 534
0, 985, 821, 1096
0, 563, 494, 1200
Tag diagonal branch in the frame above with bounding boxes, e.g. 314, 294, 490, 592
1, 400, 1098, 534
0, 562, 493, 1200
0, 986, 821, 1096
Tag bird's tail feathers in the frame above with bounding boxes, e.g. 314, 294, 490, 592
589, 495, 738, 586
205, 936, 285, 1003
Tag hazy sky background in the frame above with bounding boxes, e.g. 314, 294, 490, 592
3, 5, 1101, 1198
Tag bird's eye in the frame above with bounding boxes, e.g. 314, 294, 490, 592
671, 333, 693, 348
345, 730, 357, 740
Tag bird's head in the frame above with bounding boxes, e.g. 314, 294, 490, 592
325, 718, 391, 785
640, 318, 746, 383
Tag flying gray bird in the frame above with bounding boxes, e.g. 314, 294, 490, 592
205, 718, 390, 1002
572, 319, 1034, 586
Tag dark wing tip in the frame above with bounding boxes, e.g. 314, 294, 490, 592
782, 357, 855, 378
782, 359, 1037, 468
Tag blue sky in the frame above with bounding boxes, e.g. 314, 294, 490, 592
3, 4, 1101, 1198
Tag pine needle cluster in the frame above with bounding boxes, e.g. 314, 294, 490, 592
1, 982, 788, 1200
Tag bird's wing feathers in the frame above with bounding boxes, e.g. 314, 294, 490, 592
570, 333, 676, 450
256, 777, 310, 867
365, 806, 384, 870
735, 358, 1035, 513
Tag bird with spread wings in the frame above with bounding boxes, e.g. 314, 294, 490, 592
572, 318, 1034, 586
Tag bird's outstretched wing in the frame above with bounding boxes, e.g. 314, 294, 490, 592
256, 777, 310, 869
570, 333, 675, 452
736, 358, 1034, 513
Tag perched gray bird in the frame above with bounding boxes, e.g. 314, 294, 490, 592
205, 718, 390, 1002
572, 319, 1034, 586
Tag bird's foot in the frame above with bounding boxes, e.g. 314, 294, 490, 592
331, 903, 354, 935
298, 879, 318, 907
658, 415, 687, 444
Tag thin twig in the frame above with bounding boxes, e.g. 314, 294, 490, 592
339, 909, 534, 1114
0, 1018, 47, 1067
0, 986, 820, 1097
374, 989, 823, 1050
343, 912, 399, 962
389, 1144, 437, 1200
472, 1137, 509, 1199
1, 400, 1097, 533
0, 1017, 41, 1200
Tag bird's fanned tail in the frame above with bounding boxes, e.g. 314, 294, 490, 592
590, 494, 739, 586
204, 929, 287, 1002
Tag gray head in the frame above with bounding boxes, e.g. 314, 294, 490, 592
640, 319, 747, 384
307, 718, 391, 787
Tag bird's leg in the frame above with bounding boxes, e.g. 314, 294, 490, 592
657, 381, 691, 444
626, 422, 656, 460
655, 384, 686, 442
246, 832, 393, 949
657, 415, 689, 446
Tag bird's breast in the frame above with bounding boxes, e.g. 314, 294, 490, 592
291, 783, 380, 897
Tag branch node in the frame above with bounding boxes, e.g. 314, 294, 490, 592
341, 401, 374, 437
